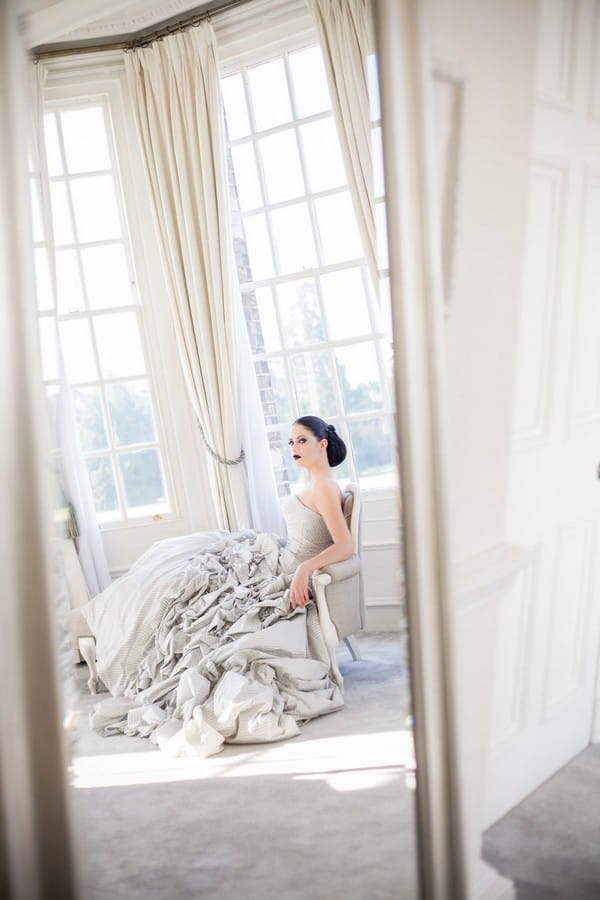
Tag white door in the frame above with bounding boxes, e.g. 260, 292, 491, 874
484, 0, 600, 825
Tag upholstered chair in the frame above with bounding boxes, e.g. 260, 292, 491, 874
312, 482, 365, 688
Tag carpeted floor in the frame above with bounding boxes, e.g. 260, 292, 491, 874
483, 744, 600, 900
66, 632, 418, 900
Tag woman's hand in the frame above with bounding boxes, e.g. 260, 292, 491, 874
289, 563, 311, 609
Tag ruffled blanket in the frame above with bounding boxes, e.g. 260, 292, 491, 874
84, 529, 343, 757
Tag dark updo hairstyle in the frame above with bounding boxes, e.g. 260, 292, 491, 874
294, 415, 347, 468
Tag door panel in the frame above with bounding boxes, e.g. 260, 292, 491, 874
484, 0, 600, 826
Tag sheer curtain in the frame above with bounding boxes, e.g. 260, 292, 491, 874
307, 0, 378, 291
33, 63, 111, 598
124, 23, 284, 534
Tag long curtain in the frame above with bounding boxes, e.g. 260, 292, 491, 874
307, 0, 378, 291
33, 64, 111, 598
124, 23, 283, 533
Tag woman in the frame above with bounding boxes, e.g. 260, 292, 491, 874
74, 415, 355, 758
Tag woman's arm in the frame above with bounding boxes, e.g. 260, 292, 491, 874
289, 482, 354, 609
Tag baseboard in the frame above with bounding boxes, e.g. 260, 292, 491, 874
471, 859, 515, 900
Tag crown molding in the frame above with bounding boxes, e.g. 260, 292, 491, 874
25, 0, 207, 48
62, 0, 203, 40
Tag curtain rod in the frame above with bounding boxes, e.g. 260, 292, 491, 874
31, 0, 252, 60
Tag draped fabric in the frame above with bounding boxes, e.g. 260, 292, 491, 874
80, 494, 342, 756
307, 0, 378, 291
124, 23, 283, 533
33, 63, 111, 598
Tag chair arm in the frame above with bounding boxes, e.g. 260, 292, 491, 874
312, 554, 363, 644
317, 554, 361, 583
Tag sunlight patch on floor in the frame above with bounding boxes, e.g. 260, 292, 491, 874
70, 729, 415, 789
295, 768, 401, 792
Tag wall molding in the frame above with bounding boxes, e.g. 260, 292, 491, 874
536, 0, 579, 111
512, 162, 565, 443
455, 542, 534, 614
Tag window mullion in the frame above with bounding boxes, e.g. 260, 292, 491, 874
225, 43, 396, 491
41, 94, 174, 525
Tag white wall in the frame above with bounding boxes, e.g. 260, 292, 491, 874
426, 0, 540, 894
429, 0, 538, 560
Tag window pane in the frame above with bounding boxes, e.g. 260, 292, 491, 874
254, 359, 281, 425
301, 118, 346, 193
59, 319, 98, 383
34, 248, 54, 311
367, 54, 381, 123
230, 142, 262, 211
60, 106, 111, 174
379, 277, 393, 343
43, 113, 64, 176
247, 59, 292, 131
29, 179, 44, 243
289, 46, 331, 117
348, 416, 395, 478
375, 201, 389, 270
94, 312, 145, 378
267, 428, 297, 495
320, 268, 371, 340
291, 350, 337, 418
56, 249, 84, 314
81, 244, 133, 309
86, 455, 119, 519
271, 203, 317, 275
70, 175, 122, 242
106, 381, 156, 447
50, 181, 74, 245
255, 358, 292, 422
371, 126, 385, 199
72, 386, 109, 452
259, 130, 304, 203
252, 287, 280, 353
39, 317, 59, 381
314, 192, 363, 265
335, 343, 384, 412
276, 278, 324, 347
242, 214, 274, 280
118, 449, 168, 516
221, 73, 251, 140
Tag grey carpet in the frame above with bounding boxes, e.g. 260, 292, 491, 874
483, 744, 600, 900
66, 632, 418, 900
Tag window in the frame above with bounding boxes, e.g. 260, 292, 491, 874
222, 44, 395, 494
33, 98, 171, 524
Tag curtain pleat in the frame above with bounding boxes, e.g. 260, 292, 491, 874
307, 0, 378, 291
125, 27, 244, 529
125, 24, 285, 533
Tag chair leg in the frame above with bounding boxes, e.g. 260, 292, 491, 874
77, 636, 99, 694
312, 573, 344, 691
344, 635, 362, 661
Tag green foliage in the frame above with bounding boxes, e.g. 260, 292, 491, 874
119, 450, 165, 507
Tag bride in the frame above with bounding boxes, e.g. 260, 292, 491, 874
72, 415, 355, 758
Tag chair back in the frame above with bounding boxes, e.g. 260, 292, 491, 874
342, 483, 361, 554
342, 483, 365, 627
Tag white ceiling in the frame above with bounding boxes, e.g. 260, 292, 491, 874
21, 0, 210, 50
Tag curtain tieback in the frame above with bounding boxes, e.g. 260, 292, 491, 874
197, 421, 245, 466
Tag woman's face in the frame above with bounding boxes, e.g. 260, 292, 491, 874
288, 424, 326, 469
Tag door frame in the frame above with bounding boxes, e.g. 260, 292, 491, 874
0, 2, 467, 899
374, 2, 467, 897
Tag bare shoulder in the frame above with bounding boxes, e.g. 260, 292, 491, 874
311, 476, 344, 513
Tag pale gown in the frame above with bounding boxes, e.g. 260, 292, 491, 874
79, 494, 344, 757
